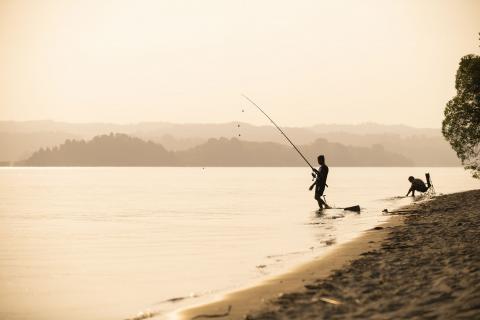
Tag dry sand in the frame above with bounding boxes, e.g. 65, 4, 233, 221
177, 189, 480, 320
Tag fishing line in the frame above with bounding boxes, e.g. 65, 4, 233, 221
241, 94, 315, 171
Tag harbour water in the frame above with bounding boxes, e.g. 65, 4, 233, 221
0, 167, 477, 320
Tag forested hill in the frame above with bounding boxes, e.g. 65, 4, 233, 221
20, 134, 176, 166
19, 133, 413, 167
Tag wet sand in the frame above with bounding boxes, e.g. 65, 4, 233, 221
177, 190, 480, 319
176, 216, 402, 319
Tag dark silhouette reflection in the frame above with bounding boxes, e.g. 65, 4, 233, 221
309, 155, 331, 210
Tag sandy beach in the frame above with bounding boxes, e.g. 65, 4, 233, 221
178, 189, 480, 319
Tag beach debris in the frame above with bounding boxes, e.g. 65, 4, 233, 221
164, 296, 186, 303
256, 264, 266, 269
372, 226, 384, 230
391, 209, 417, 214
126, 309, 161, 320
304, 284, 320, 290
191, 305, 232, 319
382, 208, 389, 213
324, 239, 336, 246
319, 297, 342, 305
310, 296, 342, 305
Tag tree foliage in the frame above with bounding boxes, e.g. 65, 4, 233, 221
442, 53, 480, 178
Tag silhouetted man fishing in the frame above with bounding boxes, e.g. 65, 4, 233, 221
242, 95, 333, 210
406, 175, 429, 197
309, 155, 331, 210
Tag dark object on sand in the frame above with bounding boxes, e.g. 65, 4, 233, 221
324, 239, 336, 246
191, 305, 232, 319
344, 205, 361, 212
165, 296, 186, 303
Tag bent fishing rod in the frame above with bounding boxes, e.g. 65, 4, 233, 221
241, 94, 315, 171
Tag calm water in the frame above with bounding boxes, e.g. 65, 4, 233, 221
0, 167, 478, 320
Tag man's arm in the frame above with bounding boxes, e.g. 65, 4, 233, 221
406, 186, 415, 197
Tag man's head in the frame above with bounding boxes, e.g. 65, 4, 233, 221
318, 155, 325, 165
408, 176, 415, 182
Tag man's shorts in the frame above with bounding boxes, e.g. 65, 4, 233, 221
315, 185, 325, 200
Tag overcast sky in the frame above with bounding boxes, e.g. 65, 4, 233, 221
0, 0, 479, 128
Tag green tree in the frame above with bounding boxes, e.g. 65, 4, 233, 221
442, 51, 480, 178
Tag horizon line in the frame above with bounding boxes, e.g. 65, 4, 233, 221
0, 119, 442, 130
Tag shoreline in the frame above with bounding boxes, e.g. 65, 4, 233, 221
175, 189, 480, 319
174, 215, 404, 320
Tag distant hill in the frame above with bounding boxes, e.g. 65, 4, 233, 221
1, 120, 459, 166
20, 134, 176, 166
18, 133, 413, 167
177, 137, 413, 167
318, 132, 460, 166
176, 138, 300, 166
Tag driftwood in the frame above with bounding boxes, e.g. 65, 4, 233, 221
191, 305, 232, 319
319, 297, 342, 305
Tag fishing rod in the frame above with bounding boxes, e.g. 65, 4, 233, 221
241, 94, 315, 171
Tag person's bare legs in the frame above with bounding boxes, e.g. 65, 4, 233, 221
317, 199, 324, 210
317, 198, 331, 209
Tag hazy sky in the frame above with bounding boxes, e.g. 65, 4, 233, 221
0, 0, 479, 128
